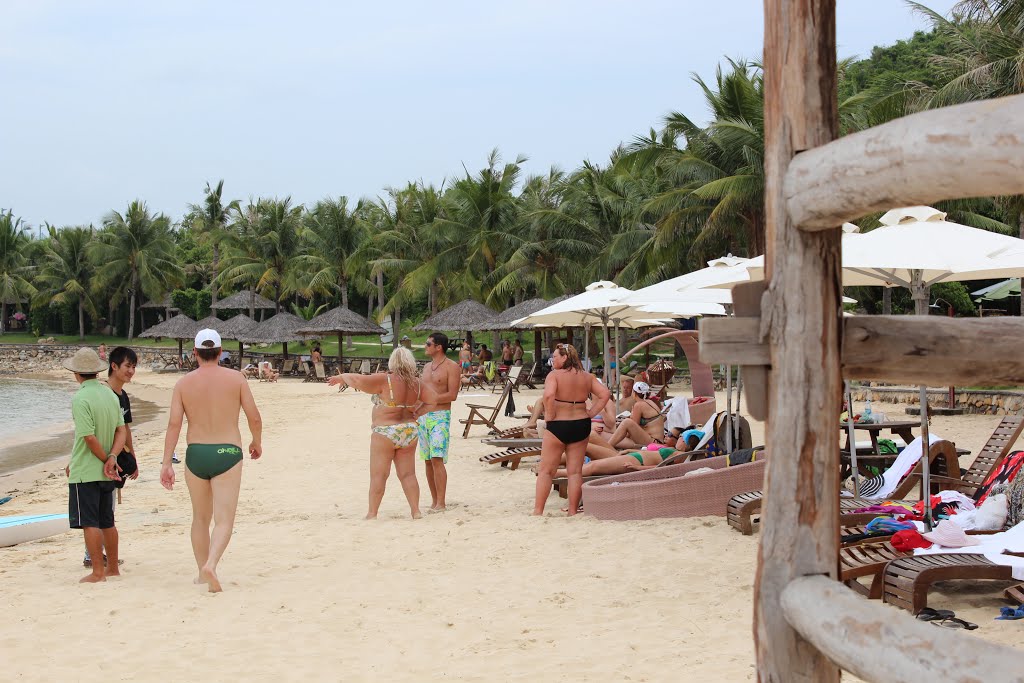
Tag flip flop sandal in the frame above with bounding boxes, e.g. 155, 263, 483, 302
916, 607, 955, 621
932, 617, 979, 630
996, 606, 1024, 621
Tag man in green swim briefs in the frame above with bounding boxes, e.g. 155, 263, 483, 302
417, 332, 461, 511
160, 329, 263, 593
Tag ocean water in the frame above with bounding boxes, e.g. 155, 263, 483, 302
0, 378, 75, 442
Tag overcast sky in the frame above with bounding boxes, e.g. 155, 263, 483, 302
1, 0, 959, 229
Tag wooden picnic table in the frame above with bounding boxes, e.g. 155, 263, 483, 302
839, 420, 918, 478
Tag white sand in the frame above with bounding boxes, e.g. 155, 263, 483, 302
1, 370, 1021, 681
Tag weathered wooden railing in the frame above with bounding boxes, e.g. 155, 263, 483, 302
697, 1, 1024, 680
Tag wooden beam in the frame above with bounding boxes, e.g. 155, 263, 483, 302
701, 315, 1024, 386
781, 576, 1024, 682
758, 1, 842, 681
787, 94, 1024, 231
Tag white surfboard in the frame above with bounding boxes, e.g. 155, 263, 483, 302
0, 513, 71, 547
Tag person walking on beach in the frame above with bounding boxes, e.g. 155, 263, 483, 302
160, 329, 263, 593
459, 341, 472, 376
64, 347, 126, 583
533, 344, 609, 517
417, 332, 460, 512
328, 347, 436, 519
512, 339, 524, 366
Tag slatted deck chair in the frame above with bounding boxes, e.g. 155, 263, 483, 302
479, 446, 543, 470
460, 379, 514, 438
299, 361, 313, 381
280, 359, 295, 376
483, 426, 526, 442
492, 365, 522, 393
725, 419, 1024, 536
552, 449, 711, 498
311, 361, 327, 383
882, 553, 1016, 614
519, 362, 539, 389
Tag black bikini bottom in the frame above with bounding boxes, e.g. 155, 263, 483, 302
546, 418, 592, 445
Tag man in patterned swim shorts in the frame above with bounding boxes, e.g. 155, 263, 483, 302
418, 332, 461, 511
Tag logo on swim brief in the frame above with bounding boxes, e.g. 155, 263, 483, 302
216, 447, 242, 455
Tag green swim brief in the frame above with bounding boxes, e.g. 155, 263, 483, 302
185, 443, 243, 480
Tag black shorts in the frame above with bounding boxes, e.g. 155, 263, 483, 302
69, 482, 116, 530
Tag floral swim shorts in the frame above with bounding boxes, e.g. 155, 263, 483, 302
417, 410, 451, 463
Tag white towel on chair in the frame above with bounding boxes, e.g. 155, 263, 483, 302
664, 397, 692, 433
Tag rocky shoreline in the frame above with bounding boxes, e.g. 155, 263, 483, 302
0, 343, 178, 375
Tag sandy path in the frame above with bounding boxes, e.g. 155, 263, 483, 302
1, 370, 1021, 681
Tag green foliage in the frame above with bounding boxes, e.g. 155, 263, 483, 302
172, 288, 212, 319
931, 281, 976, 315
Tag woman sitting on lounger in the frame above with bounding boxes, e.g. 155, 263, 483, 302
327, 347, 437, 519
533, 344, 610, 516
604, 381, 665, 448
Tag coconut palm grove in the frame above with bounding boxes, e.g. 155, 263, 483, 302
2, 1, 1023, 340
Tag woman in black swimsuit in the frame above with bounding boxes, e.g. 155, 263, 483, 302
533, 344, 610, 516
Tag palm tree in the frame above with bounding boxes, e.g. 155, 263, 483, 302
299, 197, 367, 310
0, 210, 36, 335
89, 200, 182, 340
34, 225, 97, 339
219, 197, 304, 312
188, 180, 237, 308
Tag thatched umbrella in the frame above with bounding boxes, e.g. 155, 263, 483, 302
138, 314, 198, 361
296, 306, 386, 362
211, 290, 277, 319
236, 312, 307, 359
414, 300, 496, 345
490, 296, 573, 362
218, 314, 259, 366
140, 294, 178, 311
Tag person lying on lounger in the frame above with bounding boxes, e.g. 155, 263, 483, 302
550, 430, 704, 479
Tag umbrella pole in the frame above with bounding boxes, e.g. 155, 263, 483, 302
845, 381, 859, 497
726, 364, 733, 453
283, 342, 288, 361
338, 332, 343, 364
614, 319, 622, 416
583, 324, 591, 367
238, 341, 244, 368
178, 340, 183, 367
912, 271, 934, 530
600, 321, 610, 385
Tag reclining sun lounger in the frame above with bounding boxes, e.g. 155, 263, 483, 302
582, 453, 769, 521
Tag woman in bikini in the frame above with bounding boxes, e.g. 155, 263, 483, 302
605, 381, 665, 449
328, 347, 436, 519
533, 344, 610, 516
459, 342, 472, 376
551, 429, 704, 479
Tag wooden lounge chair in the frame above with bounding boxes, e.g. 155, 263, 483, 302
492, 365, 522, 393
311, 361, 327, 382
882, 553, 1015, 614
280, 359, 295, 376
482, 426, 526, 442
299, 361, 313, 381
519, 362, 539, 390
460, 380, 514, 438
479, 446, 542, 470
726, 415, 1024, 536
728, 439, 960, 534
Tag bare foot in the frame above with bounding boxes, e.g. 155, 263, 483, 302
105, 569, 121, 577
411, 511, 422, 519
428, 505, 446, 513
193, 575, 204, 585
80, 573, 105, 584
364, 513, 378, 520
200, 567, 222, 593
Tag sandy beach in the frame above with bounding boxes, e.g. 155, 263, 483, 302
2, 369, 1022, 681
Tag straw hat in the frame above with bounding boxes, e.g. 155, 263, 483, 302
920, 520, 981, 548
62, 348, 108, 374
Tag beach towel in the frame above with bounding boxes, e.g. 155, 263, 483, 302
975, 451, 1024, 505
664, 397, 691, 433
870, 434, 942, 500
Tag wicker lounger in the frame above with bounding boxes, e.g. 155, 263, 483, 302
550, 449, 710, 499
582, 454, 769, 521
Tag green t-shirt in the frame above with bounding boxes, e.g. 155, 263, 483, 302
68, 379, 124, 484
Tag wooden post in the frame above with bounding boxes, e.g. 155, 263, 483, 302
757, 1, 841, 681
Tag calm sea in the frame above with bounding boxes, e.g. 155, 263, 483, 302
0, 378, 75, 442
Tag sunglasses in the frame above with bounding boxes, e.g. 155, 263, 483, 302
424, 341, 435, 347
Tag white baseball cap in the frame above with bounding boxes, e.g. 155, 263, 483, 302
194, 328, 222, 348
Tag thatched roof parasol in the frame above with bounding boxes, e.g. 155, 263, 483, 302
138, 314, 198, 362
414, 300, 497, 332
211, 290, 277, 310
297, 306, 386, 336
237, 312, 308, 358
218, 313, 259, 340
491, 296, 572, 331
296, 306, 386, 361
192, 315, 227, 334
138, 314, 198, 340
140, 294, 178, 311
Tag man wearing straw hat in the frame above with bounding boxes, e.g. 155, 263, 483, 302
160, 329, 263, 593
64, 347, 126, 584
